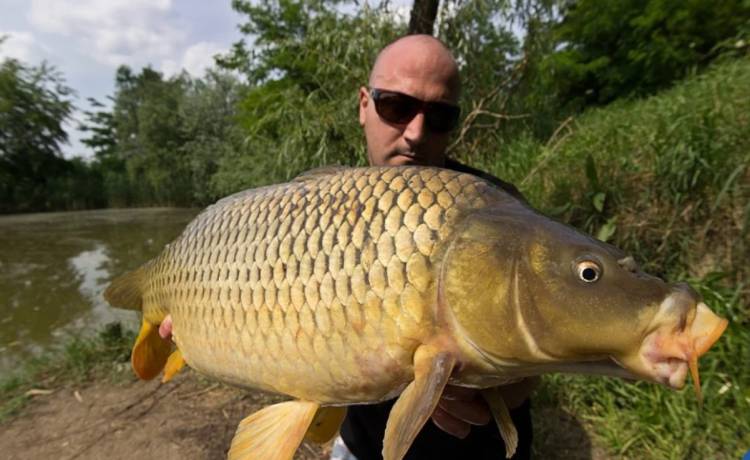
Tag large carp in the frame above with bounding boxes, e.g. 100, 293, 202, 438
105, 166, 727, 460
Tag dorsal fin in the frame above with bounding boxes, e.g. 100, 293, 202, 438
292, 165, 351, 182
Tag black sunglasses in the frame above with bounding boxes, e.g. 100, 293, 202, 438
369, 88, 461, 133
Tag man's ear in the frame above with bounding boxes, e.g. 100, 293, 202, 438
358, 86, 368, 126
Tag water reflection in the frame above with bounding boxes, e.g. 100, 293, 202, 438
0, 208, 198, 373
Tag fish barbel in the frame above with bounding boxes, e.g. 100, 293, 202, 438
105, 166, 728, 460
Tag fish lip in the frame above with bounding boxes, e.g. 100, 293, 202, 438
635, 301, 728, 390
637, 342, 690, 389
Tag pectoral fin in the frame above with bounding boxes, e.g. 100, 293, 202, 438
162, 348, 186, 383
305, 406, 347, 443
131, 320, 171, 380
382, 344, 456, 460
482, 387, 518, 459
228, 400, 319, 460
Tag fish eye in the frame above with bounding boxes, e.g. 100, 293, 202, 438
576, 260, 601, 283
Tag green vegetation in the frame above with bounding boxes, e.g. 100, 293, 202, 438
3, 0, 746, 213
543, 0, 750, 107
0, 55, 90, 212
480, 57, 749, 289
0, 323, 135, 422
533, 282, 749, 459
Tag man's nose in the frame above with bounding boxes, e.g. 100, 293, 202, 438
403, 112, 427, 145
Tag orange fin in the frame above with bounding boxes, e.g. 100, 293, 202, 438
131, 320, 171, 380
482, 387, 519, 458
228, 400, 319, 460
382, 344, 456, 460
162, 348, 186, 383
305, 406, 347, 443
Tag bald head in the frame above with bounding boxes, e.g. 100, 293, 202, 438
359, 35, 461, 167
369, 35, 460, 102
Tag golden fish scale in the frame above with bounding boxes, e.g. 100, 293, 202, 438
140, 167, 491, 403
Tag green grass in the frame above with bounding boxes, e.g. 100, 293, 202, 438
483, 57, 750, 459
0, 322, 135, 422
533, 281, 749, 459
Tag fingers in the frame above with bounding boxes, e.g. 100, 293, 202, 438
158, 315, 173, 340
437, 394, 491, 426
431, 406, 471, 439
431, 385, 491, 439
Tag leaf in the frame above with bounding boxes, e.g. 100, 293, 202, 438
596, 217, 617, 242
593, 192, 606, 213
546, 202, 572, 216
585, 154, 600, 190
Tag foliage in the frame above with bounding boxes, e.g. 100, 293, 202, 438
79, 67, 248, 207
437, 0, 526, 159
482, 57, 750, 289
211, 0, 403, 193
543, 0, 750, 108
0, 57, 82, 212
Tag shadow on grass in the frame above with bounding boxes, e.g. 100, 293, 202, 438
532, 405, 602, 460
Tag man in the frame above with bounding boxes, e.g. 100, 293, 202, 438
158, 34, 535, 459
335, 34, 535, 460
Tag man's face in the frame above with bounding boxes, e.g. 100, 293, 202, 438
359, 41, 460, 167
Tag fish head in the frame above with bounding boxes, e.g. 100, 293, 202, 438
443, 204, 727, 394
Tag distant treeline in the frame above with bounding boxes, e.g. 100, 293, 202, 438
1, 0, 748, 213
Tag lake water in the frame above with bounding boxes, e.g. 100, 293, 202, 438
0, 208, 198, 374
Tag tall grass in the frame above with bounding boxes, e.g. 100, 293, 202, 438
479, 58, 750, 458
480, 56, 748, 296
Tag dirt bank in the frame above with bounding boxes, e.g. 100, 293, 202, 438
0, 371, 326, 460
0, 369, 607, 460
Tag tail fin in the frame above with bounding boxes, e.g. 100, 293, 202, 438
104, 267, 146, 310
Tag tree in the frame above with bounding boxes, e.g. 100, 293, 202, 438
409, 0, 440, 35
213, 0, 403, 192
108, 66, 193, 205
0, 57, 75, 212
544, 0, 750, 107
179, 70, 248, 203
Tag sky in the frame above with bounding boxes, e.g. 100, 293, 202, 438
0, 0, 245, 158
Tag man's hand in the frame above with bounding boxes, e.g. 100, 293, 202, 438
431, 378, 539, 439
431, 385, 491, 438
159, 315, 173, 340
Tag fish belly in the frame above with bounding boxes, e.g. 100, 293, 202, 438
140, 167, 494, 403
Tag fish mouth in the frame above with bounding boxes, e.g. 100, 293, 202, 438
631, 300, 727, 401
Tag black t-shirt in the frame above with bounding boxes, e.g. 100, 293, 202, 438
340, 160, 533, 460
341, 398, 532, 460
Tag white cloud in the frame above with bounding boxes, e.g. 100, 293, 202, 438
28, 0, 186, 68
0, 30, 41, 62
161, 41, 224, 76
